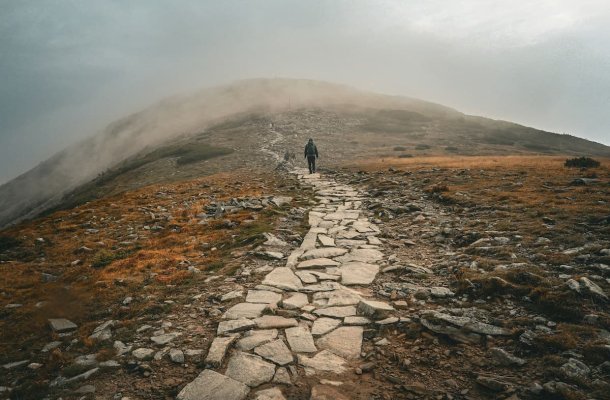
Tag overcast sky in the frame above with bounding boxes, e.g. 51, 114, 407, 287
1, 0, 609, 184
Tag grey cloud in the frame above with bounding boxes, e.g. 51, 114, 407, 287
1, 0, 609, 184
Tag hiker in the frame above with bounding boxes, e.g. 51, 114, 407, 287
304, 138, 319, 174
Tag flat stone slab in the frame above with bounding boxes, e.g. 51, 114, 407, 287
205, 335, 238, 367
318, 221, 336, 229
48, 318, 77, 332
324, 211, 360, 221
225, 352, 276, 387
237, 329, 278, 351
340, 262, 380, 285
309, 213, 322, 226
177, 369, 250, 400
336, 230, 361, 240
311, 317, 341, 337
296, 258, 340, 269
300, 232, 319, 250
337, 249, 384, 263
285, 249, 305, 268
309, 271, 340, 281
246, 290, 282, 305
300, 282, 338, 293
223, 303, 267, 320
252, 387, 286, 400
301, 248, 348, 261
218, 318, 257, 335
254, 316, 298, 329
316, 326, 363, 360
344, 316, 371, 326
314, 306, 357, 318
285, 326, 317, 353
221, 290, 244, 302
352, 221, 375, 233
282, 293, 309, 310
297, 350, 347, 374
295, 271, 317, 284
376, 317, 399, 325
262, 268, 303, 291
273, 367, 292, 384
367, 236, 382, 245
357, 300, 395, 320
336, 239, 368, 248
313, 288, 362, 307
254, 339, 294, 365
318, 235, 336, 247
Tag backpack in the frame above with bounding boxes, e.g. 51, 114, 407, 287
305, 142, 316, 156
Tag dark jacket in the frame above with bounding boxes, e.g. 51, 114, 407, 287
304, 142, 319, 158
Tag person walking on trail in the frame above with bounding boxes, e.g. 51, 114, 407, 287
304, 138, 319, 174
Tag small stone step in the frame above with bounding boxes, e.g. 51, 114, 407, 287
254, 316, 299, 329
223, 303, 267, 320
297, 350, 347, 374
217, 318, 257, 335
254, 339, 294, 365
262, 268, 303, 291
48, 318, 77, 333
311, 317, 341, 337
281, 293, 309, 310
205, 335, 238, 367
313, 306, 357, 318
246, 290, 282, 305
285, 326, 317, 353
356, 300, 395, 320
296, 258, 340, 269
176, 369, 249, 400
316, 326, 363, 359
301, 248, 348, 261
225, 352, 276, 387
237, 329, 278, 351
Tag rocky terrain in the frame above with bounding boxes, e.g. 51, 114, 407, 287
1, 98, 610, 399
2, 79, 610, 229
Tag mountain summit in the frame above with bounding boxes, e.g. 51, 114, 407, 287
1, 78, 608, 228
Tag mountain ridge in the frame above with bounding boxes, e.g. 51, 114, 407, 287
1, 78, 609, 229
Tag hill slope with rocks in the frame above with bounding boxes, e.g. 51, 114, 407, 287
0, 99, 609, 400
1, 78, 609, 229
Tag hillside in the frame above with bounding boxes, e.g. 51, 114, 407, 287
0, 154, 608, 400
1, 78, 609, 229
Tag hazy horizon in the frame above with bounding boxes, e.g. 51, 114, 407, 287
2, 0, 610, 184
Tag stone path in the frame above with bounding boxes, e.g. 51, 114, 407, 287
177, 169, 396, 400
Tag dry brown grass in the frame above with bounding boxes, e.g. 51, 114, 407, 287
353, 155, 610, 247
0, 169, 279, 364
354, 154, 609, 170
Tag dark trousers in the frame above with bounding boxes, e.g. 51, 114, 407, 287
307, 156, 316, 173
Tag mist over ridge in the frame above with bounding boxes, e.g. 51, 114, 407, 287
0, 78, 608, 229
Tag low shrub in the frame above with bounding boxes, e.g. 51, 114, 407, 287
564, 156, 600, 169
0, 236, 21, 252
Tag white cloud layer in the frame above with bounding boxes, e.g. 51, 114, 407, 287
1, 0, 609, 183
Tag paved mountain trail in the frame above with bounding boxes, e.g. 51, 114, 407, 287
177, 169, 393, 400
260, 127, 285, 164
